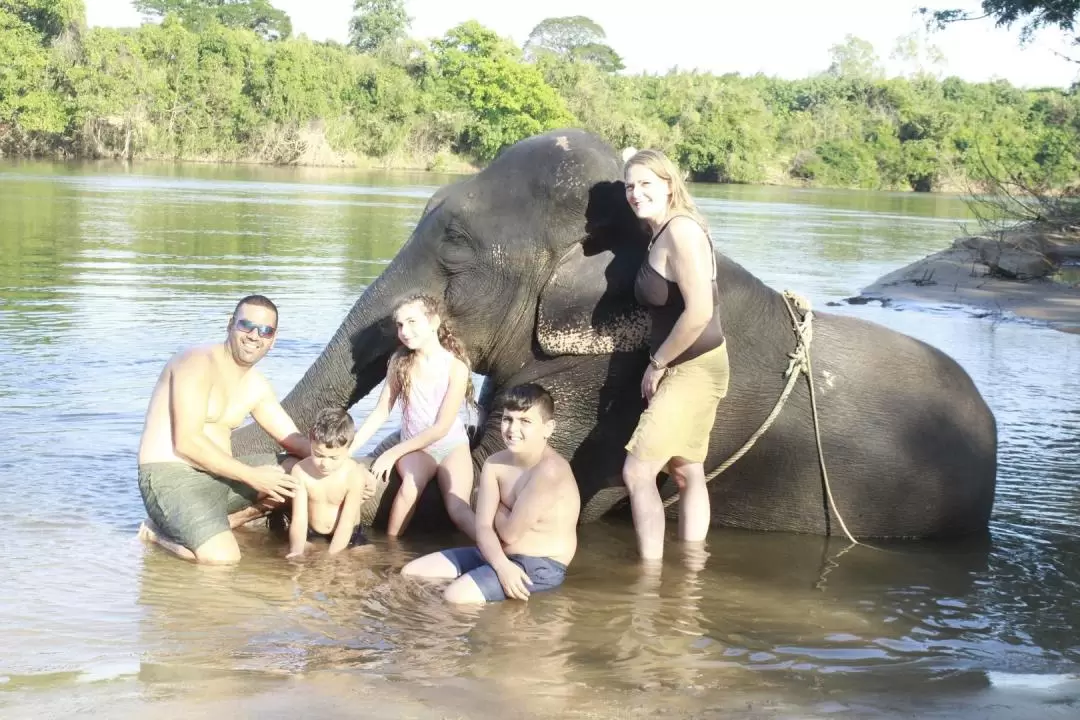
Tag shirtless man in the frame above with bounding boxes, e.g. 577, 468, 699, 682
137, 295, 311, 564
401, 383, 580, 603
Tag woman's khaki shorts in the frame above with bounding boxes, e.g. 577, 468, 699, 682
625, 341, 730, 464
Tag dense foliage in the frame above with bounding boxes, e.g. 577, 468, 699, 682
3, 0, 1080, 191
133, 0, 292, 40
923, 1, 1080, 43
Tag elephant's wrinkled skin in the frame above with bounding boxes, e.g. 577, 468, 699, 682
235, 129, 996, 539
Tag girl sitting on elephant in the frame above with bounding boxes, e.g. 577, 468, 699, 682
349, 293, 477, 539
622, 149, 730, 561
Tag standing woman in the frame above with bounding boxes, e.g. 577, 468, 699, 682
622, 150, 730, 561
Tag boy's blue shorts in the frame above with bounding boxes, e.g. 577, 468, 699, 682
440, 546, 567, 601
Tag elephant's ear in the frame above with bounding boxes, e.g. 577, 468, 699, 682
537, 231, 651, 357
421, 179, 460, 217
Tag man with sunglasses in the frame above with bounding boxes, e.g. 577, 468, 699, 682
136, 295, 311, 564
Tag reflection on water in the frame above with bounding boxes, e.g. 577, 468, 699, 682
1, 161, 1079, 717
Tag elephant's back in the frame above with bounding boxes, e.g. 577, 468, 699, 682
812, 311, 995, 436
704, 310, 997, 538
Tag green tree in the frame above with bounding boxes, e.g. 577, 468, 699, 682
433, 21, 574, 161
524, 16, 624, 72
0, 0, 82, 153
133, 0, 292, 40
348, 0, 409, 54
0, 8, 70, 142
1, 0, 85, 41
921, 1, 1080, 43
826, 35, 883, 80
675, 81, 774, 183
890, 30, 946, 77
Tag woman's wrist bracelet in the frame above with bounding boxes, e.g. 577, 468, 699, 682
649, 355, 667, 370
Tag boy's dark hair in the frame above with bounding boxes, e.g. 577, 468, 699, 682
498, 383, 555, 421
309, 407, 356, 448
234, 294, 278, 323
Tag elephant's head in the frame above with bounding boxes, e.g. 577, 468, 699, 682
267, 129, 653, 436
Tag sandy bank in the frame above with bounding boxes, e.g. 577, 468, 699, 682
851, 225, 1080, 334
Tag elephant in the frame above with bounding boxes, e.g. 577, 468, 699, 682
234, 128, 997, 539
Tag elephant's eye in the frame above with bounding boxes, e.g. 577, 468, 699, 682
439, 225, 476, 270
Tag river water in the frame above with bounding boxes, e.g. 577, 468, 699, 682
1, 162, 1078, 718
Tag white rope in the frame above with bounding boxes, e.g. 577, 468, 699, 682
662, 291, 863, 547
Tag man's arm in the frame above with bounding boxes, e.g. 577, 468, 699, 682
171, 354, 273, 484
327, 473, 366, 555
287, 474, 309, 558
495, 463, 560, 545
475, 461, 531, 600
250, 373, 311, 459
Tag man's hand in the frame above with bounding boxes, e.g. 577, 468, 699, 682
254, 495, 286, 513
495, 561, 532, 601
246, 466, 297, 503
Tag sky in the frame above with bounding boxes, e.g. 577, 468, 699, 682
85, 0, 1080, 89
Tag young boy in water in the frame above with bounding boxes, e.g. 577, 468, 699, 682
286, 407, 377, 559
401, 384, 580, 603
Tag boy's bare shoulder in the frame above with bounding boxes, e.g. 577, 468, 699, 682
536, 449, 575, 484
485, 448, 573, 477
346, 459, 369, 484
290, 458, 315, 480
484, 449, 514, 469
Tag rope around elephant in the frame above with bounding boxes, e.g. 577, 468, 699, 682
661, 290, 864, 547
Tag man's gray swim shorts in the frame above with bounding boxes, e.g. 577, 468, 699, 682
138, 453, 282, 551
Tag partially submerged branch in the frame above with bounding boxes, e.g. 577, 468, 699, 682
961, 142, 1080, 241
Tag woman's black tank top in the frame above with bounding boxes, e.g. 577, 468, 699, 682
633, 215, 725, 366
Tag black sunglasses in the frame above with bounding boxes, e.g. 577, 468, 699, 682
235, 318, 276, 339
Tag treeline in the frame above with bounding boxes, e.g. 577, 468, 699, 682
3, 0, 1080, 192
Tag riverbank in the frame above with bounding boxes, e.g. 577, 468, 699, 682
852, 223, 1080, 334
1, 128, 483, 175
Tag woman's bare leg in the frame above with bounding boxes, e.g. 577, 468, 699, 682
623, 453, 672, 561
669, 457, 710, 543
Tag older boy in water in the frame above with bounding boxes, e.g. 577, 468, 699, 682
401, 384, 580, 603
286, 407, 376, 558
137, 295, 310, 564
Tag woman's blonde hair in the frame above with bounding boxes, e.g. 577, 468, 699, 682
388, 293, 476, 420
625, 149, 707, 230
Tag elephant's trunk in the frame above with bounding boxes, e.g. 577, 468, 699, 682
232, 252, 433, 454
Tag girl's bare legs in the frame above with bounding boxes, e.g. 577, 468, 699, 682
387, 450, 438, 536
437, 444, 476, 540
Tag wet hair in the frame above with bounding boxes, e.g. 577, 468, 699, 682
233, 294, 278, 323
624, 149, 708, 230
388, 293, 476, 419
498, 383, 555, 421
309, 407, 356, 449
